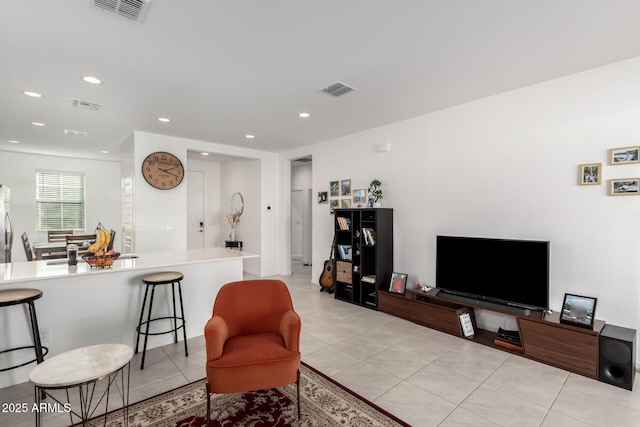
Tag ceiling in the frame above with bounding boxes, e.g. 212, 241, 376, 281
2, 1, 640, 162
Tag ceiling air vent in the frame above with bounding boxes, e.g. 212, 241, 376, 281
90, 0, 150, 23
320, 81, 356, 97
64, 129, 89, 137
71, 98, 101, 111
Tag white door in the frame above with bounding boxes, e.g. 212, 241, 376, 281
187, 170, 204, 249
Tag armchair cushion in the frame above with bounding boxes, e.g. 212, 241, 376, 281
206, 332, 300, 393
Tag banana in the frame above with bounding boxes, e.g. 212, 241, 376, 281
87, 229, 105, 253
100, 228, 111, 251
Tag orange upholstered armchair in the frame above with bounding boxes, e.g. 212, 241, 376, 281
204, 279, 301, 425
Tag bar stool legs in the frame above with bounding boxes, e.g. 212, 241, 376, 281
0, 289, 49, 373
135, 272, 188, 369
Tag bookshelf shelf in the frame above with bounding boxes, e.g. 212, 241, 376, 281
333, 208, 393, 309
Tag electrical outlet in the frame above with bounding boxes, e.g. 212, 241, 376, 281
39, 327, 49, 343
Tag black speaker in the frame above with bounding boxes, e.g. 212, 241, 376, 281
599, 324, 636, 391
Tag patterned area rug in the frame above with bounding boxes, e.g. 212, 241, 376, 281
83, 362, 409, 426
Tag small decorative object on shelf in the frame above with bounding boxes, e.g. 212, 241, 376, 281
368, 179, 383, 207
83, 251, 120, 268
389, 272, 407, 294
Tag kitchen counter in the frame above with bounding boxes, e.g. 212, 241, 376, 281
0, 247, 258, 388
1, 247, 257, 284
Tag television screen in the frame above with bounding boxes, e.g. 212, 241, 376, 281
436, 235, 549, 311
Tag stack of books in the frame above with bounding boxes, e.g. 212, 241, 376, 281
362, 275, 376, 284
337, 217, 351, 230
362, 228, 376, 245
493, 328, 522, 352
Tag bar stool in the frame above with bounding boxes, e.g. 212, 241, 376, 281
0, 288, 49, 372
135, 271, 188, 369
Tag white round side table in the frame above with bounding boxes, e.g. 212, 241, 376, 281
29, 343, 133, 427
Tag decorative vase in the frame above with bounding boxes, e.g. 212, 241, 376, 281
229, 229, 236, 241
373, 202, 382, 208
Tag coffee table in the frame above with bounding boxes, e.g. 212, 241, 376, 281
29, 343, 133, 427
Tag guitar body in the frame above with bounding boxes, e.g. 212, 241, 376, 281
319, 259, 335, 292
319, 237, 336, 293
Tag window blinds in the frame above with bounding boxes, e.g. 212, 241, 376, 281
36, 170, 85, 231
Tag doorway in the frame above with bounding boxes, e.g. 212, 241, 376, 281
290, 157, 312, 271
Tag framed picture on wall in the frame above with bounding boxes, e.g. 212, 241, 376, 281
579, 163, 601, 185
341, 179, 352, 196
609, 178, 640, 196
330, 181, 340, 197
318, 191, 328, 204
609, 146, 640, 165
353, 189, 366, 205
560, 293, 597, 329
329, 199, 339, 214
341, 199, 351, 208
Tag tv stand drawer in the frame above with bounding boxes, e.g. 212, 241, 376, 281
519, 318, 598, 378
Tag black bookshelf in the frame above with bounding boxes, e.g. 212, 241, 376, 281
333, 208, 393, 309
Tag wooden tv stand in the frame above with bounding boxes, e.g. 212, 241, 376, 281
378, 288, 605, 379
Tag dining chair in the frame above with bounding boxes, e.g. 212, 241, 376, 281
65, 234, 97, 256
21, 232, 34, 261
47, 230, 73, 243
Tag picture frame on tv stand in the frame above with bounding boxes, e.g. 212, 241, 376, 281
560, 293, 597, 329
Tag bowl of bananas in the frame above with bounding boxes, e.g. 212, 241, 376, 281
82, 250, 120, 268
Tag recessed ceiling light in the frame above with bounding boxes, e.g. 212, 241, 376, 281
245, 134, 255, 139
23, 91, 43, 98
31, 122, 45, 127
100, 150, 110, 154
158, 117, 171, 123
298, 112, 310, 118
82, 76, 103, 85
8, 140, 20, 144
201, 152, 210, 156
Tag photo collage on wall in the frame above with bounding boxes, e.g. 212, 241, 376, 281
580, 145, 640, 196
319, 179, 368, 213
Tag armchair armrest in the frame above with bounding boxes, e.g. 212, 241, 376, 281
204, 315, 229, 361
279, 309, 301, 353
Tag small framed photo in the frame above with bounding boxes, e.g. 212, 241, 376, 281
389, 272, 407, 294
341, 179, 351, 196
560, 293, 597, 329
579, 163, 601, 185
318, 191, 328, 204
610, 146, 640, 165
330, 181, 340, 197
610, 178, 640, 196
353, 188, 366, 205
329, 199, 339, 214
341, 199, 351, 209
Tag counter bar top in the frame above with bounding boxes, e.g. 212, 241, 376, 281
0, 247, 258, 285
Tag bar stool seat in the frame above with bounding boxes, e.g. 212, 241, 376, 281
0, 288, 48, 372
135, 271, 188, 369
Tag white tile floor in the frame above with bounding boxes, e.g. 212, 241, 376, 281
2, 261, 639, 426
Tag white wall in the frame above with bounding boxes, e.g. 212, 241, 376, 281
0, 151, 122, 261
281, 57, 640, 334
130, 131, 280, 277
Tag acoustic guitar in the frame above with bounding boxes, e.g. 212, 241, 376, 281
319, 237, 336, 293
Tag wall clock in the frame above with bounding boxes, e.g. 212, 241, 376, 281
142, 151, 184, 190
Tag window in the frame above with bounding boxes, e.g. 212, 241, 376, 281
36, 170, 85, 231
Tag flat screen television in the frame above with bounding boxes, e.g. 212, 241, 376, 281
436, 235, 549, 313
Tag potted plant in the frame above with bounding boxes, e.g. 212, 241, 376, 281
368, 179, 383, 207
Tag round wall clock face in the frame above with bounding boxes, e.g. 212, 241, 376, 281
142, 151, 185, 190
